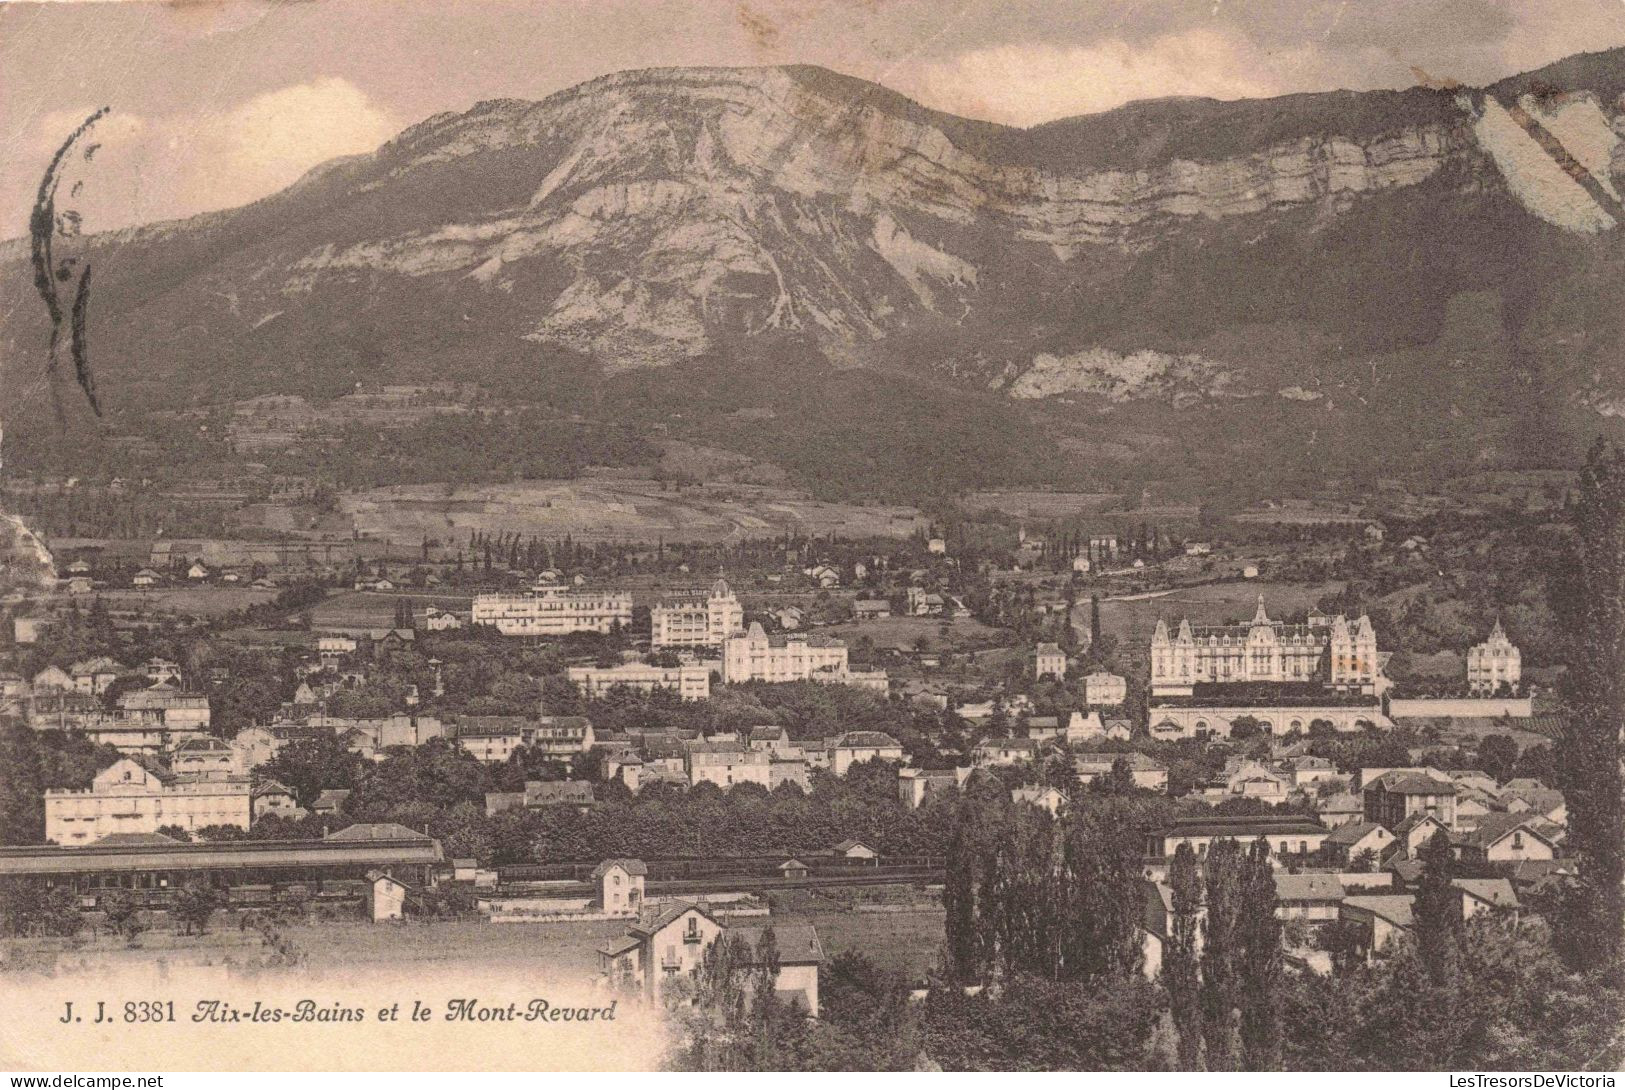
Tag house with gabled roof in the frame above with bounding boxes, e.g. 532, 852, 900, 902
1454, 787, 1497, 828
1454, 877, 1520, 920
1315, 792, 1365, 828
897, 766, 965, 809
748, 725, 791, 753
1454, 813, 1558, 866
1363, 770, 1456, 830
1274, 872, 1345, 921
251, 779, 301, 820
599, 902, 723, 1001
68, 657, 125, 696
1393, 813, 1451, 860
1325, 821, 1395, 867
1011, 784, 1068, 815
311, 788, 350, 816
170, 736, 240, 777
596, 902, 823, 1013
972, 736, 1039, 767
365, 869, 410, 921
1339, 894, 1415, 958
1215, 759, 1289, 802
1497, 788, 1567, 826
591, 858, 647, 915
1074, 751, 1169, 792
828, 731, 903, 776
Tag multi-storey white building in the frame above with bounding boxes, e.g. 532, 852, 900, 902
827, 731, 904, 776
45, 758, 251, 845
650, 577, 743, 649
1150, 597, 1381, 697
1034, 642, 1067, 679
1083, 670, 1128, 707
472, 582, 633, 637
721, 623, 849, 684
1466, 619, 1521, 694
567, 662, 713, 701
686, 743, 771, 789
117, 683, 212, 731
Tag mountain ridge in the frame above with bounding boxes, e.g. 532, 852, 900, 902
2, 51, 1622, 504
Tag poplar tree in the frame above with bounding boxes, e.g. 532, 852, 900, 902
1237, 838, 1283, 1070
1166, 843, 1204, 1069
1199, 838, 1243, 1070
1553, 439, 1625, 978
1413, 829, 1462, 986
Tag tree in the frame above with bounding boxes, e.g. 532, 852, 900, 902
0, 724, 46, 845
99, 889, 146, 942
173, 881, 221, 936
1228, 717, 1264, 743
1237, 838, 1283, 1070
922, 972, 1161, 1070
258, 730, 366, 806
1551, 439, 1625, 977
1413, 830, 1462, 987
1198, 838, 1244, 1070
1166, 843, 1204, 1069
1475, 734, 1518, 785
0, 879, 82, 937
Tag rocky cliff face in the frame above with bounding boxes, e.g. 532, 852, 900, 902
4, 52, 1623, 499
263, 66, 1495, 368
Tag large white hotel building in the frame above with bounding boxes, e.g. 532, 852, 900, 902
472, 582, 634, 637
651, 577, 744, 649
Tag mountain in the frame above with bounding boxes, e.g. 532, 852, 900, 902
4, 51, 1623, 504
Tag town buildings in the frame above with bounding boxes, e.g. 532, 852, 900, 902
1466, 619, 1522, 694
1150, 597, 1384, 697
567, 662, 713, 701
897, 767, 966, 809
1083, 670, 1128, 707
686, 743, 771, 790
1033, 642, 1067, 679
471, 582, 634, 637
45, 758, 251, 845
1364, 771, 1458, 830
1074, 752, 1169, 792
1146, 815, 1330, 861
827, 731, 903, 776
592, 858, 647, 915
650, 577, 742, 649
719, 623, 887, 689
596, 902, 823, 1014
1147, 700, 1389, 740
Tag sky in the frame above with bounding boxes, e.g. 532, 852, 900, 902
1, 0, 1622, 232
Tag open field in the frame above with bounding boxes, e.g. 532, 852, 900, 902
289, 918, 626, 982
820, 614, 1001, 652
89, 587, 278, 617
341, 480, 926, 547
1092, 579, 1344, 650
777, 907, 945, 982
3, 902, 946, 988
960, 490, 1123, 518
310, 591, 473, 631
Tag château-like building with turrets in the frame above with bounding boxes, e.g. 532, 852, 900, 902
1150, 596, 1383, 698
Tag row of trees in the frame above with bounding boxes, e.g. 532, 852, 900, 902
1164, 839, 1281, 1069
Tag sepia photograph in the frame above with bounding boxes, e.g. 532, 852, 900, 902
0, 0, 1622, 1078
